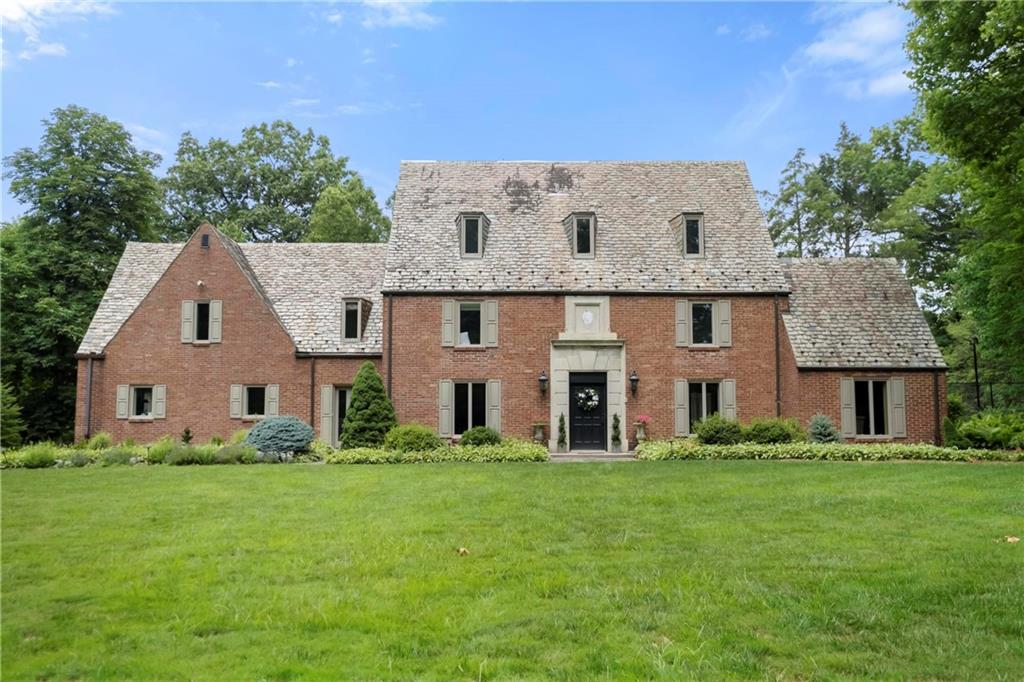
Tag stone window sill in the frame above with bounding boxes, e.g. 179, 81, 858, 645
454, 346, 488, 352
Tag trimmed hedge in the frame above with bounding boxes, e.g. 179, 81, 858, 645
383, 424, 444, 452
635, 439, 1022, 462
326, 439, 549, 464
459, 426, 502, 446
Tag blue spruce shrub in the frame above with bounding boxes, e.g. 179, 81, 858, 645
245, 416, 315, 454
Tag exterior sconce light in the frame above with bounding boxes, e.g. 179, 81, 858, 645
539, 370, 548, 394
629, 370, 639, 396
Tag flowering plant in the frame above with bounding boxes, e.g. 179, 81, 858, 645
635, 414, 652, 425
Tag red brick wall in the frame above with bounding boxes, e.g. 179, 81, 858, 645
75, 225, 378, 443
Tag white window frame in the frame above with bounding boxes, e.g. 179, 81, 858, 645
342, 299, 363, 341
130, 385, 154, 420
456, 301, 483, 347
683, 214, 704, 258
454, 381, 487, 435
854, 378, 889, 437
571, 214, 595, 258
688, 380, 721, 429
459, 214, 484, 258
690, 301, 717, 346
243, 384, 268, 420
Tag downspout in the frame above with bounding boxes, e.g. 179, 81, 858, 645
84, 357, 94, 439
386, 293, 394, 397
309, 356, 316, 426
773, 295, 782, 417
933, 370, 941, 444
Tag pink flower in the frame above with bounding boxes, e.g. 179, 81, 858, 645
636, 414, 652, 425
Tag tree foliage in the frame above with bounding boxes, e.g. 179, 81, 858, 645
339, 362, 397, 449
305, 176, 391, 243
1, 382, 27, 449
2, 106, 164, 442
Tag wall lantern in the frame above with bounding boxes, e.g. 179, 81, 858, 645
539, 370, 549, 394
629, 370, 639, 396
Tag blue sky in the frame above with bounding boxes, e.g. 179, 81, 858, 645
2, 1, 916, 221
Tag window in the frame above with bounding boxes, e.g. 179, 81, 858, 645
854, 379, 888, 436
131, 386, 153, 418
454, 382, 487, 435
182, 300, 221, 344
195, 302, 210, 341
458, 302, 482, 346
688, 381, 720, 430
691, 302, 714, 345
573, 215, 594, 257
684, 214, 703, 257
244, 385, 267, 418
343, 300, 361, 340
463, 216, 481, 257
201, 234, 210, 248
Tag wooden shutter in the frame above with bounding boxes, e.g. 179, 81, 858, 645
675, 300, 689, 347
840, 378, 855, 438
484, 300, 498, 347
673, 379, 689, 435
267, 384, 280, 417
889, 377, 906, 438
210, 300, 223, 343
320, 385, 334, 443
116, 385, 129, 419
721, 379, 737, 419
230, 384, 243, 419
486, 380, 502, 434
438, 379, 454, 437
717, 300, 732, 347
180, 300, 194, 343
153, 385, 167, 419
441, 300, 455, 347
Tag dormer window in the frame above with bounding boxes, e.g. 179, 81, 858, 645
458, 213, 488, 258
684, 214, 703, 257
342, 298, 368, 341
569, 213, 596, 258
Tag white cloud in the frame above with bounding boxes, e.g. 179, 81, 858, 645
724, 66, 797, 141
18, 40, 67, 60
866, 70, 910, 97
715, 24, 730, 36
285, 57, 299, 68
740, 23, 772, 42
288, 98, 320, 107
361, 1, 441, 30
804, 5, 905, 66
127, 123, 169, 157
255, 80, 283, 89
325, 11, 344, 25
361, 48, 375, 64
2, 0, 113, 65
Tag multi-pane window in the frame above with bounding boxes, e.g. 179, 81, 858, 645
132, 386, 153, 418
344, 300, 361, 340
463, 216, 481, 257
684, 215, 703, 256
691, 302, 715, 345
195, 302, 211, 341
454, 382, 487, 435
573, 215, 594, 257
854, 379, 888, 436
688, 381, 720, 430
245, 385, 267, 418
458, 302, 482, 346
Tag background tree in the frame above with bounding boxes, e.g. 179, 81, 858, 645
1, 382, 27, 449
2, 106, 164, 441
763, 148, 821, 257
163, 120, 371, 242
339, 362, 397, 448
305, 176, 391, 243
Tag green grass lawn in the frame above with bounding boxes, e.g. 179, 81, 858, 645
2, 462, 1022, 680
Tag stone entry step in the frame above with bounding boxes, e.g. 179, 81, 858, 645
550, 452, 636, 463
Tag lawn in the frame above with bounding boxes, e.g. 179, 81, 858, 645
2, 462, 1022, 680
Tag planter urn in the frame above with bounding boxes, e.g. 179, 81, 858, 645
634, 422, 647, 442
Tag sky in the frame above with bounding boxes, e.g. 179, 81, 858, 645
1, 1, 918, 222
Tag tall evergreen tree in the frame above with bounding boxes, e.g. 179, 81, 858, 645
339, 362, 397, 448
304, 176, 391, 243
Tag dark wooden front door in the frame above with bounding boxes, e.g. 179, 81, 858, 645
569, 372, 607, 450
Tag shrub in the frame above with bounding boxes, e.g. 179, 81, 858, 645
209, 435, 224, 446
339, 362, 397, 448
943, 416, 969, 449
213, 444, 258, 464
66, 451, 92, 468
229, 429, 250, 445
166, 445, 217, 466
808, 414, 841, 443
181, 427, 193, 445
100, 448, 135, 466
693, 414, 743, 445
326, 439, 549, 464
245, 416, 314, 454
20, 442, 60, 468
611, 414, 622, 448
0, 382, 26, 450
956, 411, 1024, 450
744, 418, 805, 444
146, 436, 175, 464
384, 424, 444, 452
86, 432, 113, 450
947, 393, 967, 422
458, 426, 501, 447
635, 440, 1021, 462
557, 414, 567, 449
306, 439, 334, 462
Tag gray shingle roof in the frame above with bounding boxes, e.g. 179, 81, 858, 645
782, 258, 946, 369
77, 240, 387, 356
385, 161, 789, 293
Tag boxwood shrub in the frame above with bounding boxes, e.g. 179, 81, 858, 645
693, 414, 744, 445
459, 426, 502, 446
383, 424, 443, 452
743, 418, 806, 444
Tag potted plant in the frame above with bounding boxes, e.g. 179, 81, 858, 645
634, 414, 651, 443
557, 413, 567, 453
531, 422, 547, 444
611, 413, 622, 453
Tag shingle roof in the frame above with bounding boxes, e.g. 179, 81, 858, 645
76, 240, 387, 356
782, 258, 946, 369
385, 161, 789, 293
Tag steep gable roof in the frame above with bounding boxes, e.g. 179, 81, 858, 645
385, 161, 789, 293
782, 258, 946, 369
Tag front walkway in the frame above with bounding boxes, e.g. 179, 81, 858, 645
550, 451, 636, 463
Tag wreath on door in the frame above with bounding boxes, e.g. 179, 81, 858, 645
575, 388, 600, 412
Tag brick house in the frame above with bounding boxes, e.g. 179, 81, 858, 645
75, 161, 948, 447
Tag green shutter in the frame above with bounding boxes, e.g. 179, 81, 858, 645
438, 379, 454, 437
721, 379, 736, 419
441, 300, 455, 347
153, 385, 167, 419
717, 300, 732, 347
116, 385, 129, 419
890, 377, 906, 438
484, 300, 498, 347
673, 379, 689, 435
320, 385, 334, 443
840, 378, 855, 438
229, 384, 243, 419
675, 300, 689, 346
181, 300, 194, 343
486, 379, 502, 434
266, 384, 280, 417
210, 300, 223, 343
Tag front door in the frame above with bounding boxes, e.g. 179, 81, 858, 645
569, 372, 607, 450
